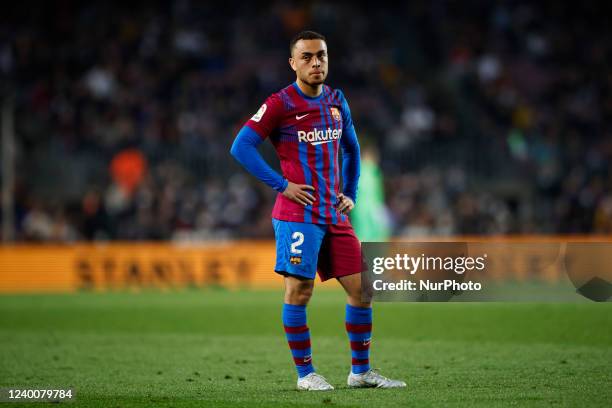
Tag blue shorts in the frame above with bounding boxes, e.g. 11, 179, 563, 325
272, 218, 364, 281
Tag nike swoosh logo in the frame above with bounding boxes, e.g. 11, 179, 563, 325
363, 339, 371, 346
304, 355, 312, 363
296, 113, 309, 120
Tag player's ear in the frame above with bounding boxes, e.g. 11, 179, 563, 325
289, 57, 297, 72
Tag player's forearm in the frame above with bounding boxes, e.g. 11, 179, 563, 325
230, 126, 288, 193
341, 125, 360, 203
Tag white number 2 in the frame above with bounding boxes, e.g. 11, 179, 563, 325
290, 232, 304, 254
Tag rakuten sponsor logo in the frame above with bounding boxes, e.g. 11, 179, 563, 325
297, 128, 342, 145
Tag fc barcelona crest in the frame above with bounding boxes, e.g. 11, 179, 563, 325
330, 107, 341, 122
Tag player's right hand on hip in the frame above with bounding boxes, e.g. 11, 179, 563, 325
282, 182, 315, 206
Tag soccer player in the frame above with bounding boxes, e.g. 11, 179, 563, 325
230, 31, 406, 391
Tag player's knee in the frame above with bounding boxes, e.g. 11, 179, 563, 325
295, 285, 313, 304
285, 282, 313, 305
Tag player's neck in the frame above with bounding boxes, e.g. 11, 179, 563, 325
296, 79, 323, 98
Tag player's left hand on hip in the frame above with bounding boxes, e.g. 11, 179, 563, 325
336, 193, 354, 215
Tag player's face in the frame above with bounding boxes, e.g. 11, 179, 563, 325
289, 39, 328, 86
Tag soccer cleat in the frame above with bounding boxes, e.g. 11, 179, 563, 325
297, 372, 335, 391
347, 369, 406, 389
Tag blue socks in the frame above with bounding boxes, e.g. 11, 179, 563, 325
283, 303, 373, 377
345, 304, 372, 374
282, 303, 314, 378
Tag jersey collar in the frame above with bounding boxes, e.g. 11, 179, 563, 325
292, 82, 325, 101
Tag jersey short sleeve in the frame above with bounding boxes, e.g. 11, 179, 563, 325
244, 94, 284, 140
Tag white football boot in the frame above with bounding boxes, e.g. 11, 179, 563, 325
297, 372, 335, 391
347, 369, 406, 389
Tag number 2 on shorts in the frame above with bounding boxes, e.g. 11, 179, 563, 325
291, 231, 304, 254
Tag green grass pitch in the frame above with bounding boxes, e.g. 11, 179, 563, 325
0, 290, 610, 407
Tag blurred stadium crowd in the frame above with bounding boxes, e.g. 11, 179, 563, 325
1, 1, 611, 241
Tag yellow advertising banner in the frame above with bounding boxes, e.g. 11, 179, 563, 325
0, 236, 610, 293
0, 242, 282, 293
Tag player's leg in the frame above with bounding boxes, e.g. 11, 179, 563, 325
284, 274, 314, 305
338, 272, 370, 307
273, 219, 333, 390
337, 273, 374, 376
282, 276, 315, 378
323, 223, 406, 389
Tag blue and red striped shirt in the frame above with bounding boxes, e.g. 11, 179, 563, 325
231, 82, 360, 225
